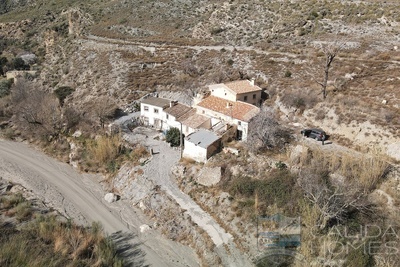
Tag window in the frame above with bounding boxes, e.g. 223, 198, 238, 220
144, 106, 149, 111
202, 110, 205, 114
166, 114, 169, 119
154, 108, 159, 113
238, 121, 241, 126
253, 94, 256, 99
244, 96, 248, 101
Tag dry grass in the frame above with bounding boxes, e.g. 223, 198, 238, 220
87, 135, 122, 165
295, 147, 390, 192
81, 134, 147, 173
0, 191, 123, 266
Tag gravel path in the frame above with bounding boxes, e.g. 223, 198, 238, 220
0, 139, 198, 267
124, 127, 254, 267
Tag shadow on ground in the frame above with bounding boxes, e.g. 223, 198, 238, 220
111, 231, 149, 267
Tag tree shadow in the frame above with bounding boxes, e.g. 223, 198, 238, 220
110, 231, 150, 267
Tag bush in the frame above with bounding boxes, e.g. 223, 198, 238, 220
166, 127, 182, 147
54, 86, 74, 106
0, 79, 13, 98
86, 135, 123, 170
280, 90, 319, 111
210, 27, 224, 35
227, 169, 300, 215
0, 56, 7, 75
11, 57, 29, 70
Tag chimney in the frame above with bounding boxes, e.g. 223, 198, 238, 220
250, 78, 255, 86
226, 102, 232, 108
170, 100, 177, 107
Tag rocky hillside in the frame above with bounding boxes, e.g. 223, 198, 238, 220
0, 0, 399, 154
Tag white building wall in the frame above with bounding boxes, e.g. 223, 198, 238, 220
181, 125, 196, 136
237, 92, 262, 106
183, 141, 207, 162
209, 85, 236, 101
140, 103, 166, 128
237, 121, 249, 141
196, 106, 250, 141
161, 114, 178, 131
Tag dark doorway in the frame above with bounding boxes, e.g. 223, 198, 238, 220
237, 129, 243, 140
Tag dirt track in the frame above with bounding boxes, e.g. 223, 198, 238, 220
124, 127, 253, 267
0, 139, 199, 267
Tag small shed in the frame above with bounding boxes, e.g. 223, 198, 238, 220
183, 129, 221, 162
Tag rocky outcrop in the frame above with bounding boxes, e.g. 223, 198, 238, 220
196, 166, 221, 186
104, 192, 118, 203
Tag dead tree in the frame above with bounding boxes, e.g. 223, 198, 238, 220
11, 78, 63, 139
247, 107, 291, 152
313, 40, 345, 100
298, 167, 370, 230
86, 96, 118, 129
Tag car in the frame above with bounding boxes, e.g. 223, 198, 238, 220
301, 128, 326, 141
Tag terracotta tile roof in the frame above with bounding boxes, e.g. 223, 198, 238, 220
196, 96, 260, 122
164, 103, 192, 119
225, 80, 262, 94
178, 111, 210, 129
141, 96, 171, 108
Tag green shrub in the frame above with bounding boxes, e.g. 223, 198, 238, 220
11, 57, 29, 70
284, 70, 292, 78
275, 161, 287, 169
210, 27, 224, 35
227, 170, 300, 215
54, 86, 74, 106
166, 127, 182, 147
0, 78, 13, 98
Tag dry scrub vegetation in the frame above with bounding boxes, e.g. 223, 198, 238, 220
0, 189, 124, 267
175, 141, 396, 265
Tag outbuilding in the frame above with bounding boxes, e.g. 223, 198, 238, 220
183, 129, 221, 163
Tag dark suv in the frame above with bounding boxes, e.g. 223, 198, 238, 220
301, 129, 326, 141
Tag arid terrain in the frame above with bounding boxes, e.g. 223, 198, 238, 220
1, 1, 400, 266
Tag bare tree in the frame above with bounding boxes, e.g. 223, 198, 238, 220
11, 79, 63, 139
86, 96, 118, 129
247, 107, 292, 152
298, 166, 370, 230
311, 40, 346, 99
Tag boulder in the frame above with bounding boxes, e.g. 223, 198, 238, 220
196, 167, 221, 187
72, 130, 82, 138
387, 142, 400, 161
171, 164, 186, 177
104, 193, 118, 203
0, 182, 13, 194
140, 224, 151, 233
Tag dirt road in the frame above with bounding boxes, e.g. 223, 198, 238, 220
124, 127, 254, 267
0, 139, 199, 267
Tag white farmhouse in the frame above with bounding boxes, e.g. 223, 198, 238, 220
140, 96, 171, 129
195, 96, 259, 141
183, 129, 221, 163
208, 79, 262, 106
163, 102, 193, 132
177, 111, 211, 136
141, 96, 212, 136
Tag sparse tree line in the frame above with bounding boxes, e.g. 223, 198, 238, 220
0, 77, 145, 175
0, 78, 117, 141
